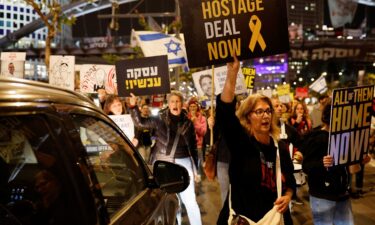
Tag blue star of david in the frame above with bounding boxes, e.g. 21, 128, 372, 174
164, 39, 181, 56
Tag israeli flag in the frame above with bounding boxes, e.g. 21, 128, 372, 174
131, 30, 189, 70
309, 75, 328, 94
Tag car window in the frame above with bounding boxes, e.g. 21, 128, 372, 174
71, 115, 146, 216
0, 115, 97, 225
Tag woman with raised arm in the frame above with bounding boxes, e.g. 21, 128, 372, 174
216, 56, 296, 225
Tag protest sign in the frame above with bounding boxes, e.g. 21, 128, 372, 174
80, 64, 117, 94
242, 67, 256, 90
116, 55, 170, 97
0, 52, 26, 78
49, 55, 75, 90
109, 114, 135, 141
328, 85, 374, 166
192, 65, 247, 100
179, 0, 289, 68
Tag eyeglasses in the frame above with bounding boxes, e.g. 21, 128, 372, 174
251, 108, 273, 117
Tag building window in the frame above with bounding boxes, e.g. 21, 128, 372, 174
20, 7, 24, 12
20, 15, 24, 20
6, 21, 11, 27
7, 13, 11, 19
0, 29, 3, 35
0, 21, 3, 26
6, 5, 10, 10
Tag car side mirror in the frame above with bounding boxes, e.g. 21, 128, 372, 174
153, 160, 190, 193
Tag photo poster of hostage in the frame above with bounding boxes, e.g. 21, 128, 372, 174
80, 64, 117, 94
49, 55, 75, 90
192, 65, 247, 102
179, 0, 289, 68
328, 85, 374, 166
0, 52, 26, 78
116, 55, 170, 97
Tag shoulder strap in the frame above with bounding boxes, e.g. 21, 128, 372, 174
168, 125, 183, 157
273, 138, 282, 198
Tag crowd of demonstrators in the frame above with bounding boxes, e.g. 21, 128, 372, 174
133, 103, 154, 163
129, 91, 202, 225
216, 56, 296, 225
77, 62, 374, 225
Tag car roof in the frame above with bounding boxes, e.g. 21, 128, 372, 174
0, 77, 101, 112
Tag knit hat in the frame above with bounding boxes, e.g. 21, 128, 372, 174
188, 97, 200, 110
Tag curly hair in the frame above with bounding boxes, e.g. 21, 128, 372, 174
235, 94, 280, 140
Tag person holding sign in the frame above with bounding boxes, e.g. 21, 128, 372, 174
216, 56, 295, 225
301, 101, 354, 225
129, 91, 202, 225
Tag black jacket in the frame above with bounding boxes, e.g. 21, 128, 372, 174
130, 106, 198, 166
302, 130, 350, 201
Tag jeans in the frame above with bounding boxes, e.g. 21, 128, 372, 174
217, 161, 229, 207
309, 195, 354, 225
175, 157, 202, 225
137, 145, 151, 163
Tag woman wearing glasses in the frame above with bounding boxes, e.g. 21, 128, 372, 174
216, 56, 296, 225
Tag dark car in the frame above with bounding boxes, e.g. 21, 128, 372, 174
0, 77, 189, 225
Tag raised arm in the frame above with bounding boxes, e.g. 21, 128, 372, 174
221, 55, 240, 103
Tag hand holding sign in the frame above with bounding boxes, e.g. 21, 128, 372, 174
227, 55, 240, 79
323, 155, 333, 169
129, 93, 138, 107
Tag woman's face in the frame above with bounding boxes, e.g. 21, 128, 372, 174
188, 104, 198, 114
248, 100, 272, 135
110, 99, 123, 115
295, 104, 304, 115
168, 95, 182, 116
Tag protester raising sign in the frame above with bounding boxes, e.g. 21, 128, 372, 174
116, 55, 170, 97
328, 85, 374, 166
179, 0, 289, 68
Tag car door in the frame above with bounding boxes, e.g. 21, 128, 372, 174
0, 113, 98, 225
68, 113, 180, 225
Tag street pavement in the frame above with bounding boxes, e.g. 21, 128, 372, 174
182, 158, 375, 225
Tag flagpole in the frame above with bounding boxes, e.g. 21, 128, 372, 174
210, 65, 214, 146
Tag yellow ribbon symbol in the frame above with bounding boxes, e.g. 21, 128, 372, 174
248, 15, 266, 52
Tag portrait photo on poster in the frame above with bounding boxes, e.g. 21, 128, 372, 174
0, 60, 24, 78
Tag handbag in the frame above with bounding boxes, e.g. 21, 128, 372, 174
228, 138, 284, 225
154, 126, 182, 163
204, 141, 218, 181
